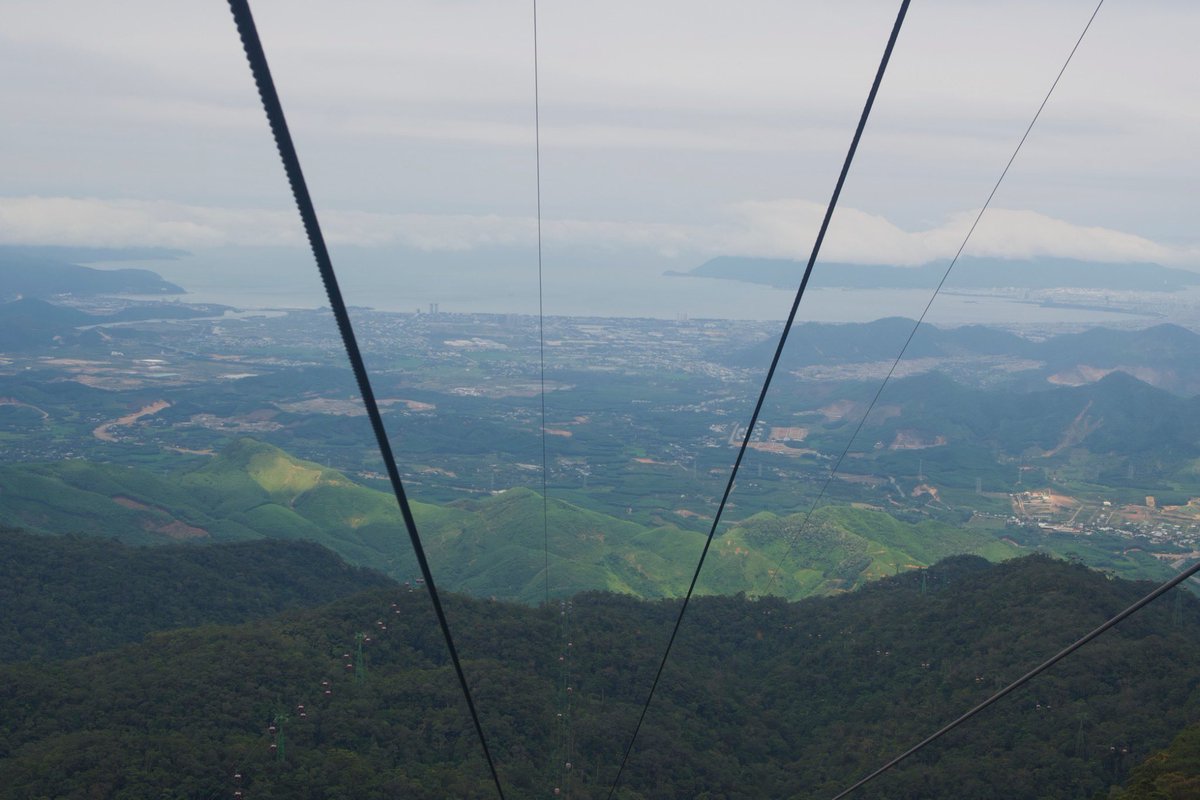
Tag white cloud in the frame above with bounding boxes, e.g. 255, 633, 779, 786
925, 208, 1190, 266
722, 201, 1197, 267
0, 197, 299, 249
2, 0, 1198, 244
2, 194, 1195, 270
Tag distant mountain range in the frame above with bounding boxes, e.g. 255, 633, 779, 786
838, 369, 1200, 460
677, 255, 1200, 292
0, 245, 184, 301
727, 318, 1200, 395
778, 368, 1200, 500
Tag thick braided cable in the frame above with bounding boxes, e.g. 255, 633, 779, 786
226, 3, 506, 796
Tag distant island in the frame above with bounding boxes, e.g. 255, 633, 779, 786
670, 255, 1200, 292
0, 245, 185, 301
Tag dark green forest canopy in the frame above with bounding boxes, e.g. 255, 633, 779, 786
0, 527, 393, 663
1, 552, 1198, 799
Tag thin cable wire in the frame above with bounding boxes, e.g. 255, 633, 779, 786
225, 3, 506, 797
561, 599, 575, 796
531, 5, 572, 796
604, 3, 911, 796
555, 600, 568, 794
763, 0, 1106, 598
831, 558, 1200, 799
533, 0, 551, 607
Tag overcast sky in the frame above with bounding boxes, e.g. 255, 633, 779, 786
2, 0, 1198, 277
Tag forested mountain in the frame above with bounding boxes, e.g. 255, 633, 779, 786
0, 553, 1196, 799
777, 369, 1200, 498
832, 370, 1200, 459
0, 527, 393, 662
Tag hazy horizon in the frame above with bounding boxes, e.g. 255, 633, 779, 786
71, 244, 1173, 329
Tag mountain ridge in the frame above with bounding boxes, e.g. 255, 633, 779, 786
0, 247, 184, 300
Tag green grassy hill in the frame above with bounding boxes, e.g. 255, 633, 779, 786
5, 438, 1140, 603
696, 505, 1020, 598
